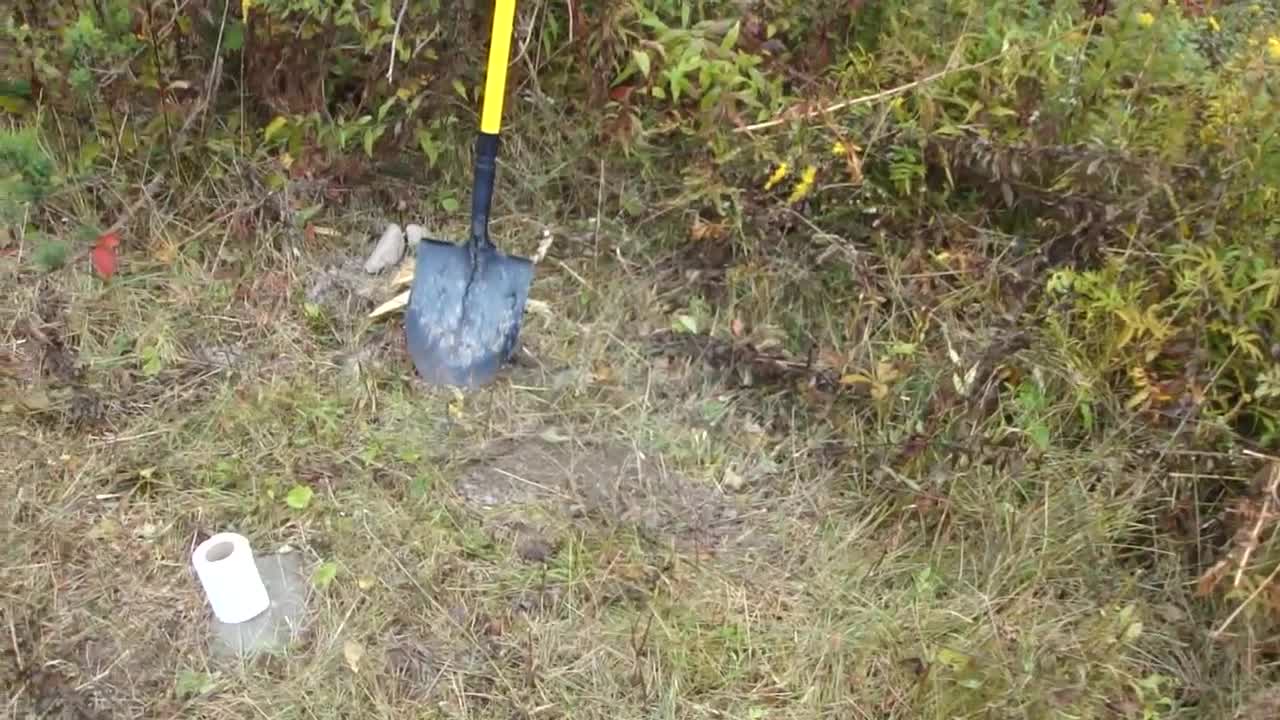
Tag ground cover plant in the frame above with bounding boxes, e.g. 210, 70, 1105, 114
3, 0, 1280, 717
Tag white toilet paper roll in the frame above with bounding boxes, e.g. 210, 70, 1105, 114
192, 532, 271, 624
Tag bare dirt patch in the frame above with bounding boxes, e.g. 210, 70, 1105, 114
455, 438, 749, 551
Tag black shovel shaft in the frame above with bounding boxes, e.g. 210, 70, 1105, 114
469, 132, 500, 251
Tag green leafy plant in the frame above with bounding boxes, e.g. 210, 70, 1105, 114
285, 484, 314, 510
311, 560, 338, 589
0, 128, 55, 223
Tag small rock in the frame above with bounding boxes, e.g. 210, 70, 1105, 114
447, 605, 469, 626
516, 534, 556, 563
638, 508, 663, 531
364, 224, 405, 274
405, 224, 427, 250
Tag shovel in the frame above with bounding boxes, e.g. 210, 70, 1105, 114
405, 0, 533, 388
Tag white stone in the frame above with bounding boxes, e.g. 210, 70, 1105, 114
405, 224, 427, 250
364, 224, 405, 274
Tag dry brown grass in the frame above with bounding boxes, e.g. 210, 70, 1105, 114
2, 124, 1279, 720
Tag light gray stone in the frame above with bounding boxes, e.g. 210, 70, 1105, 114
364, 223, 405, 274
405, 224, 427, 250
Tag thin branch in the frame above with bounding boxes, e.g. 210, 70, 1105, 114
1212, 560, 1280, 640
1232, 461, 1280, 590
734, 55, 1003, 134
387, 0, 410, 82
734, 22, 1088, 135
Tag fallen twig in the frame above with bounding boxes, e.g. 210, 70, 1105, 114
735, 22, 1085, 135
387, 0, 410, 82
1212, 559, 1280, 640
1233, 460, 1280, 590
734, 56, 1003, 134
1199, 458, 1280, 639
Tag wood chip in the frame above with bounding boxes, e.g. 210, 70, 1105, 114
369, 290, 410, 318
391, 260, 415, 288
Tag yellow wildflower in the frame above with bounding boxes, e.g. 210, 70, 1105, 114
1207, 16, 1220, 33
1137, 12, 1155, 28
1269, 36, 1280, 62
832, 141, 848, 156
787, 165, 818, 204
764, 162, 789, 191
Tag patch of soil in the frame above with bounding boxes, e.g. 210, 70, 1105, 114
1, 610, 106, 720
5, 288, 113, 431
653, 237, 740, 310
381, 611, 505, 706
646, 329, 843, 392
1241, 687, 1280, 720
6, 285, 81, 386
305, 256, 396, 317
456, 439, 745, 550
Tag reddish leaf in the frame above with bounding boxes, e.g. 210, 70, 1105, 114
91, 232, 120, 280
609, 85, 636, 103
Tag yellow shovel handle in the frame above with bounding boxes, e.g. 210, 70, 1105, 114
480, 0, 517, 135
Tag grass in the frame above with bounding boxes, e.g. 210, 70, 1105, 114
3, 107, 1279, 720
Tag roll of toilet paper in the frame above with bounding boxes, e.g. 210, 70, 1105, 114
192, 532, 271, 624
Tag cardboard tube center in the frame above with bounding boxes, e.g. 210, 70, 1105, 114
205, 541, 235, 563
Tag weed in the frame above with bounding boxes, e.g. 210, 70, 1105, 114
5, 0, 1280, 718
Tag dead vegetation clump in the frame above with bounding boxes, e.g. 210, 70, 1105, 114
5, 1, 1280, 717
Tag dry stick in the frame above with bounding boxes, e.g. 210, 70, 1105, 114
198, 0, 232, 139
103, 175, 166, 236
1231, 460, 1280, 590
593, 157, 605, 259
387, 0, 410, 82
49, 174, 166, 276
1213, 559, 1280, 640
143, 1, 179, 172
730, 17, 1101, 137
6, 616, 21, 672
734, 54, 1005, 134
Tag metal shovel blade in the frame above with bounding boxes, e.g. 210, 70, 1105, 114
404, 236, 533, 388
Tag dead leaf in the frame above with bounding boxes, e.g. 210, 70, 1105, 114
609, 84, 637, 103
343, 639, 365, 672
88, 517, 122, 540
731, 317, 745, 337
151, 236, 178, 265
723, 466, 746, 491
817, 347, 845, 370
876, 360, 902, 384
538, 427, 572, 443
526, 298, 552, 317
839, 372, 871, 386
447, 388, 465, 420
690, 219, 728, 241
